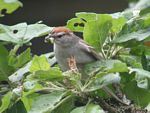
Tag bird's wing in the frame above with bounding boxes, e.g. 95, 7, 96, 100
78, 39, 102, 60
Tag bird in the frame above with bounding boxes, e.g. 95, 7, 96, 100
45, 26, 127, 105
45, 26, 101, 72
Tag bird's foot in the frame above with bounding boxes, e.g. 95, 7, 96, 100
67, 56, 78, 72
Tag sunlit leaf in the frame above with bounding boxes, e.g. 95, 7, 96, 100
66, 18, 85, 32
111, 17, 126, 33
30, 55, 50, 72
0, 92, 13, 113
76, 12, 97, 21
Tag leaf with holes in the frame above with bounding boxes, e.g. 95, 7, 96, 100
66, 18, 85, 32
76, 12, 97, 21
0, 23, 52, 45
0, 0, 22, 16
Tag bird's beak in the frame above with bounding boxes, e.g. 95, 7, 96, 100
45, 34, 54, 43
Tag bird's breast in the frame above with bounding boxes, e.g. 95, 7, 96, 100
54, 44, 72, 71
54, 44, 95, 71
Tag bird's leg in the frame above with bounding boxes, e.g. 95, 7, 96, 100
67, 56, 78, 72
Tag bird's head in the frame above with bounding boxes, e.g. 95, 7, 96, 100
45, 27, 79, 47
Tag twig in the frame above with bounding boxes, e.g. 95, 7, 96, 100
91, 96, 118, 113
113, 83, 123, 99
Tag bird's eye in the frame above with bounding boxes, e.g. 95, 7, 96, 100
57, 34, 65, 38
57, 35, 62, 38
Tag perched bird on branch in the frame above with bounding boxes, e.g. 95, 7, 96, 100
45, 26, 127, 105
45, 26, 101, 72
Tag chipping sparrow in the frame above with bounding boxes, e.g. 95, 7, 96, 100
45, 27, 126, 104
45, 27, 101, 72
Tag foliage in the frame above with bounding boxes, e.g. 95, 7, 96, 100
1, 0, 150, 113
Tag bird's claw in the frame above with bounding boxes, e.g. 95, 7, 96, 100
67, 56, 78, 72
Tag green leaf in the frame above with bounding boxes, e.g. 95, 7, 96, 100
0, 0, 22, 16
9, 54, 54, 83
30, 55, 50, 72
142, 13, 150, 28
21, 83, 43, 112
127, 0, 150, 15
113, 28, 150, 43
66, 18, 85, 32
0, 44, 13, 81
119, 55, 143, 68
84, 60, 128, 75
130, 44, 150, 56
123, 81, 150, 107
0, 92, 13, 113
145, 103, 150, 111
33, 67, 63, 81
5, 100, 27, 113
141, 52, 148, 70
84, 61, 104, 76
23, 80, 39, 90
28, 91, 67, 113
83, 14, 112, 51
52, 97, 75, 113
76, 12, 97, 21
21, 96, 33, 112
133, 0, 150, 11
111, 17, 126, 33
87, 73, 121, 92
9, 48, 31, 68
66, 12, 98, 32
0, 23, 52, 45
129, 68, 150, 89
70, 104, 105, 113
8, 62, 31, 83
15, 48, 31, 68
101, 60, 128, 73
67, 12, 111, 33
23, 83, 43, 97
112, 14, 150, 46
